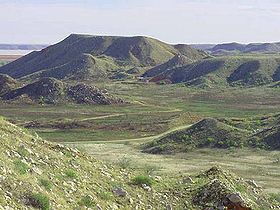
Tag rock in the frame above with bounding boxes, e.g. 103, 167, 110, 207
227, 193, 244, 204
96, 204, 102, 210
183, 176, 194, 184
142, 184, 152, 191
166, 204, 173, 210
31, 167, 43, 175
112, 187, 127, 197
154, 176, 162, 182
246, 180, 260, 189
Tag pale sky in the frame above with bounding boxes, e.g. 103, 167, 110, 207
1, 0, 280, 44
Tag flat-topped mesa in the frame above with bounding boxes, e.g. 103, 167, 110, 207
0, 34, 208, 81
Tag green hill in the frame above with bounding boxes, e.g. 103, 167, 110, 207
143, 118, 249, 154
0, 34, 208, 81
144, 55, 280, 87
143, 114, 280, 154
0, 118, 278, 209
1, 77, 124, 105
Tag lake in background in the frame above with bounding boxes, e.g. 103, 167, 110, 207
0, 50, 33, 55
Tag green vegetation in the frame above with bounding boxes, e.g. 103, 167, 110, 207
65, 169, 77, 179
28, 193, 50, 210
39, 178, 52, 191
78, 195, 95, 207
13, 160, 29, 175
131, 175, 154, 186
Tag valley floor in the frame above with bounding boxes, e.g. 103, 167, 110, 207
1, 83, 280, 194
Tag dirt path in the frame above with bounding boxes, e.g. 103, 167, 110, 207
63, 124, 192, 145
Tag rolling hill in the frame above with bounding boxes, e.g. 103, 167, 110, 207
0, 34, 208, 81
143, 114, 280, 154
0, 117, 278, 209
144, 55, 280, 87
193, 42, 280, 55
1, 77, 124, 105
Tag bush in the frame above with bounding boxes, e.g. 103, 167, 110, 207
131, 175, 153, 186
39, 178, 52, 191
78, 195, 95, 207
65, 169, 77, 178
28, 193, 50, 210
14, 160, 29, 175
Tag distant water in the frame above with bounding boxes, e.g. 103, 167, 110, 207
0, 50, 33, 55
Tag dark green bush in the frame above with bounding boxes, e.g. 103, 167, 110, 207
131, 175, 153, 186
13, 160, 29, 175
28, 193, 50, 210
39, 178, 52, 191
78, 195, 95, 207
65, 169, 77, 178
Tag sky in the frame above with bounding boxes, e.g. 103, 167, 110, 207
0, 0, 280, 44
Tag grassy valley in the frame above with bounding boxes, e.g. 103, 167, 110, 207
1, 34, 280, 209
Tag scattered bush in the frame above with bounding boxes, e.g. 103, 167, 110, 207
65, 169, 77, 179
27, 193, 50, 210
39, 178, 52, 191
131, 175, 153, 186
14, 160, 29, 175
78, 195, 95, 207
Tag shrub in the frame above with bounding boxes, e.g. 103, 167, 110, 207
78, 195, 95, 207
131, 175, 153, 186
14, 160, 29, 175
39, 178, 52, 191
28, 193, 50, 210
65, 169, 77, 178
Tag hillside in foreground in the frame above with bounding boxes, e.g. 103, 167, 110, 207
0, 117, 279, 209
0, 34, 208, 81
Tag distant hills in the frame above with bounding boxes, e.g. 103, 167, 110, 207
0, 44, 48, 50
143, 55, 280, 87
192, 42, 280, 55
0, 34, 208, 81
